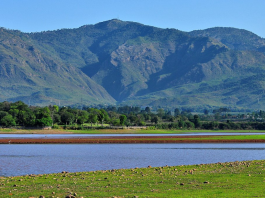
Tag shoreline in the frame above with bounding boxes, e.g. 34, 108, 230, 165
1, 129, 265, 134
1, 135, 265, 144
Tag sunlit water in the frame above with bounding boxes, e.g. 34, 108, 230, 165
1, 143, 265, 176
1, 132, 265, 139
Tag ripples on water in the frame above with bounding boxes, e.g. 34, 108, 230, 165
1, 143, 265, 177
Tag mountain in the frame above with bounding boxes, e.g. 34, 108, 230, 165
1, 19, 265, 109
188, 27, 265, 51
0, 27, 115, 106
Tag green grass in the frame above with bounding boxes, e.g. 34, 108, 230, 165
0, 129, 14, 133
1, 160, 265, 197
69, 129, 265, 134
2, 128, 265, 134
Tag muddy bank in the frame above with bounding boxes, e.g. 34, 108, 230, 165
1, 135, 265, 144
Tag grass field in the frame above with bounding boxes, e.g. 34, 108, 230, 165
1, 160, 265, 197
2, 128, 265, 134
69, 129, 265, 134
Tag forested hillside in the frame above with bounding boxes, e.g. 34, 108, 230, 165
1, 19, 265, 109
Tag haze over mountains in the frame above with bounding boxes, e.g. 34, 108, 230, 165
1, 19, 265, 109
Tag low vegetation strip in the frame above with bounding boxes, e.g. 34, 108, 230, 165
2, 128, 265, 134
1, 135, 265, 144
1, 160, 265, 197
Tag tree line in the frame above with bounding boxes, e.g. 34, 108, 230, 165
1, 101, 265, 130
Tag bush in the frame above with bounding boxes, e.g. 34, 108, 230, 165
147, 126, 156, 130
52, 124, 60, 129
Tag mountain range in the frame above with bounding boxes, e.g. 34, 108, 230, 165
1, 19, 265, 109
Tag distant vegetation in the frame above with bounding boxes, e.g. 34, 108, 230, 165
1, 19, 265, 109
1, 101, 265, 130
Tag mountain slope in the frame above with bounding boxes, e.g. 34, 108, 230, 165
1, 20, 265, 109
0, 28, 115, 106
188, 27, 265, 51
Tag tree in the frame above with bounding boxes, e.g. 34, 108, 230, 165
49, 105, 59, 126
8, 108, 19, 122
0, 101, 11, 111
145, 107, 151, 113
60, 111, 75, 125
168, 116, 174, 122
178, 119, 186, 129
97, 109, 109, 126
88, 113, 98, 126
119, 115, 127, 126
36, 107, 51, 119
88, 108, 100, 126
0, 114, 16, 127
186, 121, 195, 129
36, 117, 52, 127
193, 115, 201, 128
18, 110, 36, 126
144, 114, 151, 121
128, 114, 137, 125
151, 116, 159, 124
157, 108, 165, 118
76, 110, 88, 125
112, 119, 120, 126
53, 114, 61, 125
0, 111, 8, 120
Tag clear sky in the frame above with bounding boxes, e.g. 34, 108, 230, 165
1, 0, 264, 38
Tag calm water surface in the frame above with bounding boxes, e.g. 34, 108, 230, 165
1, 143, 265, 176
1, 132, 265, 138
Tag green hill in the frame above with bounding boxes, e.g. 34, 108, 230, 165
1, 19, 265, 109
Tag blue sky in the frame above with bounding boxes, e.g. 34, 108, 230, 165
1, 0, 264, 37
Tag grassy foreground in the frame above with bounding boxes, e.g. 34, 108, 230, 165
1, 160, 265, 197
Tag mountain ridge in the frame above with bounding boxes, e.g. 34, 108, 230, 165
1, 19, 265, 109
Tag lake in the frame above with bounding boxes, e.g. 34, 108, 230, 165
1, 132, 265, 139
1, 143, 265, 177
